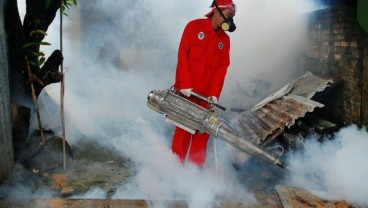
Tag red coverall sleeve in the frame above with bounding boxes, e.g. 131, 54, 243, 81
175, 24, 193, 90
208, 39, 231, 99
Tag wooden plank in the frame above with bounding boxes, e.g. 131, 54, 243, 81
275, 185, 354, 208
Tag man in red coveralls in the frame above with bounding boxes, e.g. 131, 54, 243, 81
172, 0, 236, 167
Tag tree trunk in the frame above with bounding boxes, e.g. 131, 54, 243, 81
4, 0, 29, 106
1, 0, 66, 180
5, 0, 63, 107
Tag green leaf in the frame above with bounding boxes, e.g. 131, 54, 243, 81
30, 51, 45, 58
29, 61, 40, 67
22, 41, 51, 50
60, 0, 77, 16
39, 42, 51, 46
30, 30, 48, 37
28, 52, 39, 58
38, 57, 46, 66
22, 42, 38, 49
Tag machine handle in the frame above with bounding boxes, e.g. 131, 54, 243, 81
190, 91, 227, 111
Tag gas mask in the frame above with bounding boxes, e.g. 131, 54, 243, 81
214, 1, 236, 32
221, 17, 236, 32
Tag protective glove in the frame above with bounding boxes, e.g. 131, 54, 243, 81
208, 96, 218, 103
180, 88, 193, 97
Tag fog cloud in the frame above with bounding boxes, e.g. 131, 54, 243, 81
285, 125, 368, 207
21, 0, 364, 207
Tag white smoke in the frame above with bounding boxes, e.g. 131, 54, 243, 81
107, 117, 256, 206
285, 125, 368, 207
28, 1, 259, 206
221, 0, 322, 109
21, 0, 368, 207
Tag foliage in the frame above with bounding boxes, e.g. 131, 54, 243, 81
22, 40, 50, 67
22, 0, 78, 68
60, 0, 78, 16
45, 0, 78, 15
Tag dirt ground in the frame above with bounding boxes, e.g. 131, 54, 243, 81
0, 139, 356, 208
1, 138, 285, 208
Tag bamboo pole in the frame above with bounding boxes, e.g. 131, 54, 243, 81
25, 56, 45, 145
60, 0, 67, 170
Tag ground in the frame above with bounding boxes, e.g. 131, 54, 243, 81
0, 138, 355, 208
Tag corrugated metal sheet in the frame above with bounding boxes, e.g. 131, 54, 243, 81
231, 72, 333, 146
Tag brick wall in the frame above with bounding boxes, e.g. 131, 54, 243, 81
305, 6, 368, 126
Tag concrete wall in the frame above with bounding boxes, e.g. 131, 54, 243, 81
305, 6, 368, 126
0, 0, 14, 183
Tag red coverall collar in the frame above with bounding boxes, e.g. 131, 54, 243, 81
204, 17, 220, 33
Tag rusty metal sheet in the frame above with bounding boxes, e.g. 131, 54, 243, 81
288, 72, 334, 99
232, 72, 333, 145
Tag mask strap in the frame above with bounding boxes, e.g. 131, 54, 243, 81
213, 0, 229, 21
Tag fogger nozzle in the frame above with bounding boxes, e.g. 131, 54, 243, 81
147, 89, 287, 169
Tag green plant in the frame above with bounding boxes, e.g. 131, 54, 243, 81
22, 0, 78, 68
45, 0, 78, 16
22, 39, 51, 68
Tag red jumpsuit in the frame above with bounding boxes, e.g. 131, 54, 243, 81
172, 17, 231, 167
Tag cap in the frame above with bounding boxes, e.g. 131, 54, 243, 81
204, 0, 236, 17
